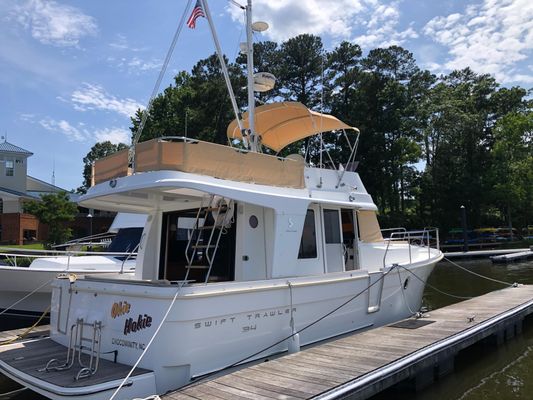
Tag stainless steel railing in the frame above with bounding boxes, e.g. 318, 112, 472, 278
382, 227, 440, 268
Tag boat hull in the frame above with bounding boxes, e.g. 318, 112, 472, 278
0, 263, 134, 316
26, 259, 440, 398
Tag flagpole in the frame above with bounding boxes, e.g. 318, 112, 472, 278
200, 0, 246, 145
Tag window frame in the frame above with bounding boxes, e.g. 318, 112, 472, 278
5, 159, 14, 177
298, 209, 318, 259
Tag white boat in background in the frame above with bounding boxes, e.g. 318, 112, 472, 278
0, 1, 442, 399
0, 213, 146, 319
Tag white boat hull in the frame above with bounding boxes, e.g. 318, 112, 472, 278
15, 259, 438, 399
0, 258, 135, 316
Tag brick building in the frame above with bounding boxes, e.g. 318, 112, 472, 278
0, 140, 113, 245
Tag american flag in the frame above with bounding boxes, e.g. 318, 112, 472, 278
187, 0, 205, 29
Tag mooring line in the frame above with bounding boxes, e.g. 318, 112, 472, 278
443, 256, 517, 287
175, 264, 400, 393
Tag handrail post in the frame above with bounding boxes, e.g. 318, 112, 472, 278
408, 232, 412, 264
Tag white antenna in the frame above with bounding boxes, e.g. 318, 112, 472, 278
52, 159, 56, 188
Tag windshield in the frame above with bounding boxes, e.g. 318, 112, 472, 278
107, 227, 143, 253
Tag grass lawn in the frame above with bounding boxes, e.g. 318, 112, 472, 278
0, 243, 45, 250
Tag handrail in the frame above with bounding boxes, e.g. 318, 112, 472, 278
0, 248, 137, 256
120, 242, 140, 274
54, 231, 115, 248
382, 227, 440, 268
0, 249, 138, 269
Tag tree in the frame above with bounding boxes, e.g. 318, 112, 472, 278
278, 34, 325, 107
131, 54, 246, 145
79, 141, 128, 194
24, 192, 78, 247
236, 41, 283, 103
487, 112, 533, 228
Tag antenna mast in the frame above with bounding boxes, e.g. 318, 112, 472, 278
245, 0, 257, 152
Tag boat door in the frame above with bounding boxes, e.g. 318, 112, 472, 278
322, 208, 344, 272
341, 208, 359, 270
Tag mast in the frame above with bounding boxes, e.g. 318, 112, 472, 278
245, 0, 257, 152
201, 0, 246, 142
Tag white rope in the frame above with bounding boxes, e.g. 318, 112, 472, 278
0, 277, 54, 317
177, 265, 399, 392
444, 257, 516, 287
396, 264, 474, 300
395, 265, 417, 316
108, 280, 187, 400
130, 0, 194, 161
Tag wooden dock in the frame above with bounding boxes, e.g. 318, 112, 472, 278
443, 247, 530, 259
166, 285, 533, 400
0, 324, 49, 344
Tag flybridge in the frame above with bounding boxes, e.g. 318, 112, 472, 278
91, 136, 305, 188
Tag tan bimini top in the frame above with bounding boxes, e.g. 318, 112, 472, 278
227, 102, 357, 152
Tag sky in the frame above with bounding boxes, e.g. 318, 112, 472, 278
1, 0, 532, 191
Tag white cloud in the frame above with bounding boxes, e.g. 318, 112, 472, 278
127, 57, 162, 72
354, 2, 418, 48
39, 118, 86, 142
19, 113, 36, 122
423, 0, 533, 83
94, 127, 130, 144
39, 117, 131, 144
71, 83, 143, 118
107, 56, 162, 74
11, 0, 97, 47
227, 0, 418, 49
109, 34, 145, 52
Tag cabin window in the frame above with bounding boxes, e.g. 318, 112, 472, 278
323, 209, 341, 244
298, 210, 317, 259
5, 160, 14, 176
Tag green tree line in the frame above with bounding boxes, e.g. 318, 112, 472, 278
82, 34, 532, 235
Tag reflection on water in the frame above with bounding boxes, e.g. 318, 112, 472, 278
0, 258, 532, 399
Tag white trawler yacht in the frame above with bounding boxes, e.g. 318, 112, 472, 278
0, 1, 442, 399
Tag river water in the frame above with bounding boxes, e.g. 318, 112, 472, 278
1, 258, 532, 399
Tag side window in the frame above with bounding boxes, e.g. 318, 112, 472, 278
298, 210, 317, 259
5, 160, 14, 176
323, 209, 341, 244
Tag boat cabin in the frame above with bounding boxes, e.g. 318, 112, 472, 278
82, 102, 387, 285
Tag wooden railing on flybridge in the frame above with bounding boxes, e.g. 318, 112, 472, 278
91, 137, 305, 189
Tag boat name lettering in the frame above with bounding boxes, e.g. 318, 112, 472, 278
193, 307, 296, 330
194, 317, 236, 329
242, 324, 257, 333
111, 301, 131, 319
124, 314, 152, 335
111, 337, 146, 350
246, 308, 295, 320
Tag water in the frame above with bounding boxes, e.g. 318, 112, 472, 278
1, 258, 532, 399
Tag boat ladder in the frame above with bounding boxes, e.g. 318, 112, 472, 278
42, 318, 103, 380
185, 195, 233, 283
